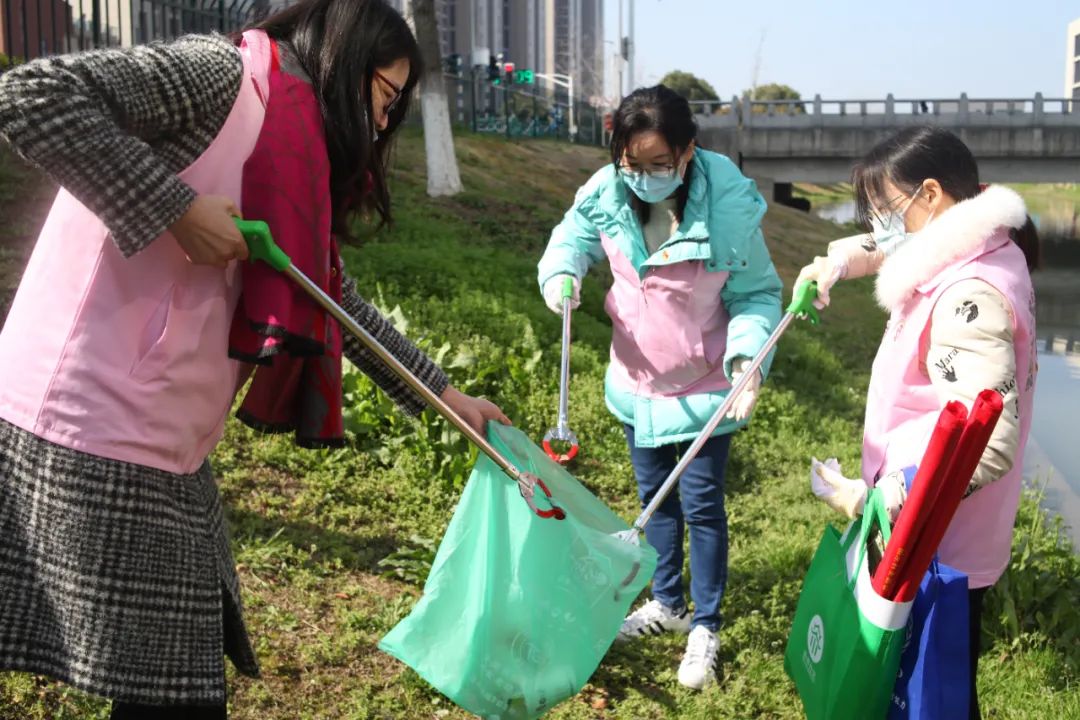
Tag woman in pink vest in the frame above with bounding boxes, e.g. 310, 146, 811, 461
0, 0, 507, 716
799, 126, 1039, 720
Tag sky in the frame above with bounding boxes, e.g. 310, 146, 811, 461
601, 0, 1079, 103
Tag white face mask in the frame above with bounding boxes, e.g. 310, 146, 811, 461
620, 159, 687, 203
870, 184, 934, 256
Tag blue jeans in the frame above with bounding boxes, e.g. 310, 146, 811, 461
624, 425, 732, 631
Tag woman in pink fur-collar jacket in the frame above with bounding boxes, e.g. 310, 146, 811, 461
798, 126, 1040, 720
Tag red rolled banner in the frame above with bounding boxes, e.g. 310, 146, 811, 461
893, 389, 1003, 602
872, 401, 968, 599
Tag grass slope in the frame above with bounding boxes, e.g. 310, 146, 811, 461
1, 131, 1077, 719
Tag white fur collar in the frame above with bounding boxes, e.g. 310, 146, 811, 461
874, 185, 1027, 312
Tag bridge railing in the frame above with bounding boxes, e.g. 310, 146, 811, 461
686, 97, 740, 126
689, 93, 1080, 128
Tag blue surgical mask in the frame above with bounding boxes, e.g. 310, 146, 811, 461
621, 163, 685, 203
870, 185, 933, 256
870, 212, 911, 256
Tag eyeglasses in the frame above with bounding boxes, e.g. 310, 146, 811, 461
373, 70, 404, 117
866, 187, 922, 227
618, 162, 677, 179
865, 193, 905, 226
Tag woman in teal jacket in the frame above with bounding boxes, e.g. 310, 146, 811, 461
537, 85, 783, 689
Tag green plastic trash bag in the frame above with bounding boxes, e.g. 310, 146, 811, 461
379, 423, 658, 719
784, 489, 914, 720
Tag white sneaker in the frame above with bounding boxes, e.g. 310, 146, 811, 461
677, 625, 720, 690
616, 599, 691, 641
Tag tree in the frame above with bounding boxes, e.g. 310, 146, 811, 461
412, 0, 462, 197
743, 83, 805, 114
659, 70, 719, 102
747, 83, 802, 101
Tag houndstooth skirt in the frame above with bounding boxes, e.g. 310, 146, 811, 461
0, 417, 259, 705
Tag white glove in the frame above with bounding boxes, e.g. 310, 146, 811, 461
793, 254, 847, 309
810, 457, 867, 518
875, 470, 908, 523
726, 357, 762, 422
811, 458, 908, 522
542, 274, 581, 315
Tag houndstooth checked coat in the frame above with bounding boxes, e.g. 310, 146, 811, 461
0, 34, 447, 705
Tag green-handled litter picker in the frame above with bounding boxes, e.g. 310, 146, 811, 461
617, 279, 820, 543
611, 280, 820, 594
234, 218, 567, 520
543, 275, 580, 464
236, 218, 821, 719
236, 216, 821, 546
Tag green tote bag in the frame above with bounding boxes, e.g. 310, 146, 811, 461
785, 489, 914, 720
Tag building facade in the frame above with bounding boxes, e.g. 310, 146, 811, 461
398, 0, 603, 102
1067, 18, 1080, 101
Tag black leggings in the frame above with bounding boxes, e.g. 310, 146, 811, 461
969, 587, 989, 720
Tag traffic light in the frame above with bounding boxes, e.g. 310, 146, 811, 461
487, 54, 501, 84
443, 53, 462, 77
513, 68, 535, 85
503, 62, 515, 84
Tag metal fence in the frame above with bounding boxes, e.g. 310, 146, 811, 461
1, 0, 267, 61
426, 71, 609, 147
1, 0, 608, 148
688, 93, 1078, 126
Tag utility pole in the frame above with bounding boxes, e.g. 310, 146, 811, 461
535, 72, 577, 140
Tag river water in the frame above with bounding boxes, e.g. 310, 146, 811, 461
1024, 275, 1080, 549
813, 197, 1080, 548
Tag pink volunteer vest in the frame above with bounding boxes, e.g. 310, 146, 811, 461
0, 30, 273, 474
862, 233, 1036, 588
601, 233, 732, 398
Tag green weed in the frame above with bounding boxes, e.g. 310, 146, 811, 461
0, 135, 1077, 719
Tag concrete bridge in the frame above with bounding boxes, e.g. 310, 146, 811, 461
693, 94, 1080, 186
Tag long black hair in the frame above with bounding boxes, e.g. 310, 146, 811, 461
253, 0, 422, 235
610, 85, 698, 226
852, 126, 1040, 270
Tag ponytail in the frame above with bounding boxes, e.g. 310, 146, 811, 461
980, 184, 1040, 271
1009, 216, 1041, 271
